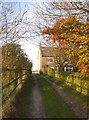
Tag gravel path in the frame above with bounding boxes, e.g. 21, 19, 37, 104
28, 75, 46, 118
43, 77, 88, 118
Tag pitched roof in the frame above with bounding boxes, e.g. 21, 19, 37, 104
41, 47, 63, 57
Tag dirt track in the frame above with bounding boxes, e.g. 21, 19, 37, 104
28, 75, 88, 118
43, 77, 88, 118
28, 75, 46, 118
3, 74, 88, 119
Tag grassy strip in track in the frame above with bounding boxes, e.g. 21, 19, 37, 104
37, 74, 75, 118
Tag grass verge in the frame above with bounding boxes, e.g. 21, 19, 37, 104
36, 74, 75, 118
10, 74, 32, 118
42, 74, 87, 110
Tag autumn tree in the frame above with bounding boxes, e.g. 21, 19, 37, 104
42, 16, 89, 76
32, 2, 88, 38
31, 2, 89, 75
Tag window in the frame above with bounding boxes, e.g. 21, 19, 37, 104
48, 57, 54, 63
64, 66, 73, 72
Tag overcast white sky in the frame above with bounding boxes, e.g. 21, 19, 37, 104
20, 41, 39, 71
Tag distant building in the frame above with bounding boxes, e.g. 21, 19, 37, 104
38, 43, 66, 73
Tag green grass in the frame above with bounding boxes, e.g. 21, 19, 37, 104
37, 75, 75, 118
43, 74, 87, 110
12, 75, 32, 118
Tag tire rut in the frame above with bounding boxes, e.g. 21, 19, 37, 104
28, 75, 46, 118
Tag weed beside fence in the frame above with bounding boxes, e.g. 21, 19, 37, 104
45, 67, 89, 96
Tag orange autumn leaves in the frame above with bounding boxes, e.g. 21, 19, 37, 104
77, 57, 89, 75
42, 16, 89, 76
